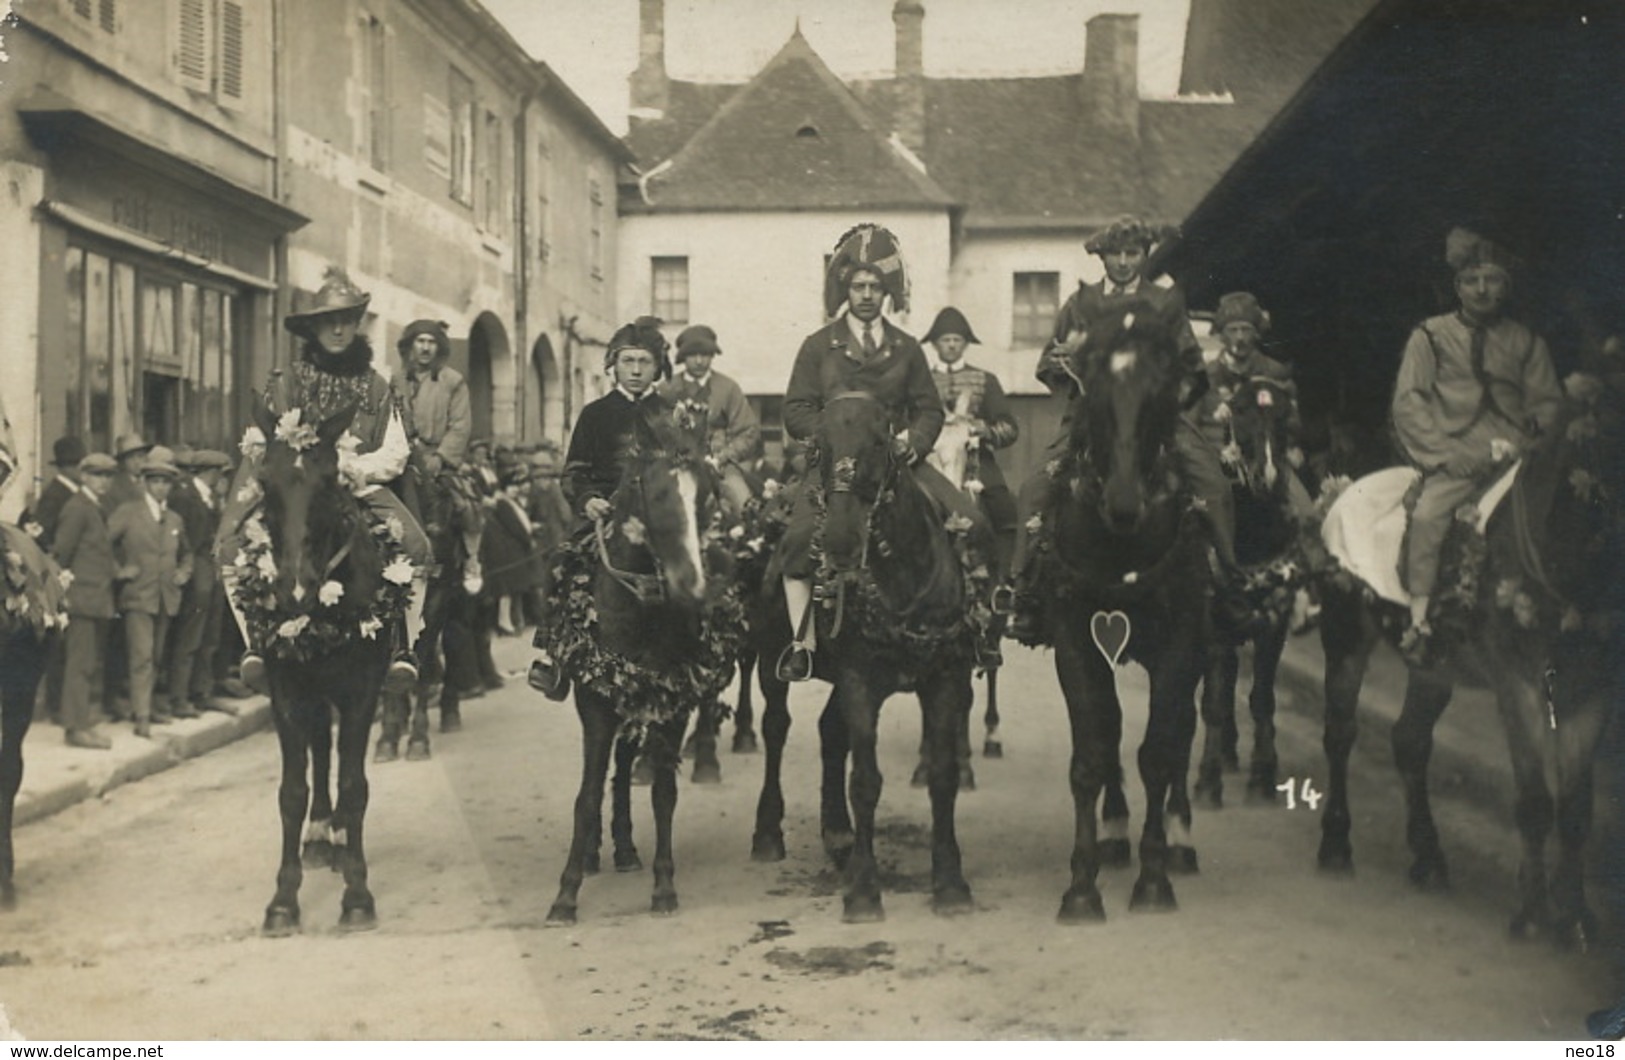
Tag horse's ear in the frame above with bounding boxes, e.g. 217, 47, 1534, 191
250, 391, 278, 440
318, 402, 359, 447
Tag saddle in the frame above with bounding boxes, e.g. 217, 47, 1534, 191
1321, 462, 1520, 605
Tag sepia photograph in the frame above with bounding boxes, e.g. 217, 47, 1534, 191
0, 0, 1620, 1043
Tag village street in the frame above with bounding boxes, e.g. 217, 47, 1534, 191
0, 634, 1611, 1041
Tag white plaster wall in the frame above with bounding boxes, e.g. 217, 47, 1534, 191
617, 210, 952, 397
0, 162, 45, 521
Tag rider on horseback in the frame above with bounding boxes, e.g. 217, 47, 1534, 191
657, 324, 762, 519
221, 267, 432, 694
1391, 227, 1564, 659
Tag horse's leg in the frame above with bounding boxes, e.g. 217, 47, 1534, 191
547, 694, 618, 925
1165, 650, 1204, 877
732, 649, 760, 754
1245, 618, 1289, 801
1098, 687, 1132, 869
649, 719, 683, 915
982, 664, 1003, 758
334, 684, 380, 930
374, 687, 403, 763
264, 700, 310, 936
1495, 667, 1562, 938
1133, 649, 1203, 907
1546, 693, 1606, 950
911, 699, 931, 788
922, 665, 972, 915
956, 687, 976, 791
1054, 632, 1111, 922
689, 700, 722, 785
1196, 644, 1240, 808
750, 665, 792, 861
1317, 581, 1372, 873
818, 686, 855, 868
838, 666, 886, 923
0, 632, 43, 911
304, 707, 336, 869
610, 733, 641, 873
406, 673, 436, 759
1392, 668, 1454, 891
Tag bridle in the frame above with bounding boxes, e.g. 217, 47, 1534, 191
817, 392, 910, 636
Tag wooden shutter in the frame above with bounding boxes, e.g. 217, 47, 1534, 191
175, 0, 210, 92
98, 0, 116, 31
219, 1, 245, 102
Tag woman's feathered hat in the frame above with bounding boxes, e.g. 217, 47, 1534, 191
284, 266, 371, 338
921, 306, 980, 346
824, 224, 909, 318
604, 316, 673, 380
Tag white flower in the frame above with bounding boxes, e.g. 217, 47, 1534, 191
728, 524, 746, 540
336, 430, 363, 456
239, 425, 267, 458
762, 479, 782, 499
244, 517, 271, 546
318, 580, 344, 606
385, 516, 405, 542
382, 557, 415, 585
463, 573, 484, 595
256, 552, 278, 579
359, 616, 383, 639
236, 478, 262, 505
621, 517, 647, 545
58, 569, 74, 589
1490, 437, 1517, 463
276, 615, 310, 640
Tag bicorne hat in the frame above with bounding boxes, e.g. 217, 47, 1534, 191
921, 306, 980, 346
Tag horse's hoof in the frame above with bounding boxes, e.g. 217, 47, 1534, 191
842, 894, 885, 923
302, 840, 335, 870
614, 849, 642, 873
545, 903, 577, 926
1058, 888, 1106, 924
651, 893, 679, 917
932, 884, 974, 917
751, 834, 786, 863
959, 764, 977, 791
691, 760, 722, 785
583, 851, 601, 875
405, 739, 431, 762
1098, 838, 1132, 868
439, 710, 462, 734
910, 761, 929, 788
1168, 846, 1200, 875
630, 756, 655, 787
1245, 775, 1277, 802
1317, 839, 1354, 875
262, 907, 301, 937
822, 831, 854, 870
731, 730, 759, 754
339, 905, 378, 932
982, 739, 1003, 760
373, 740, 398, 764
681, 732, 699, 758
1408, 857, 1451, 893
1194, 776, 1224, 810
1129, 874, 1178, 912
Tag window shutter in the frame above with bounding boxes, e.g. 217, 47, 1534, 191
176, 0, 210, 92
98, 0, 116, 32
72, 0, 92, 19
219, 1, 245, 102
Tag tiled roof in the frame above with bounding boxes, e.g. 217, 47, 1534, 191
629, 31, 955, 212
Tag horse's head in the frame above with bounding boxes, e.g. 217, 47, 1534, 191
1073, 308, 1183, 534
613, 439, 716, 609
419, 460, 485, 582
816, 392, 896, 573
1226, 376, 1295, 501
252, 399, 361, 614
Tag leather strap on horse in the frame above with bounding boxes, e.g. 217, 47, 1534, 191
594, 517, 666, 604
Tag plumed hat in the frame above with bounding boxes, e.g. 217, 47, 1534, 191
675, 324, 720, 363
824, 224, 909, 318
921, 306, 980, 346
1445, 227, 1519, 276
284, 266, 371, 338
1212, 292, 1271, 334
1084, 215, 1177, 256
604, 316, 673, 380
397, 319, 451, 361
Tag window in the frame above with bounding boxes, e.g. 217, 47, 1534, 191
71, 0, 117, 31
535, 133, 551, 264
174, 0, 247, 105
481, 109, 503, 231
651, 257, 689, 324
1012, 271, 1060, 347
588, 177, 603, 281
449, 67, 475, 205
360, 13, 389, 171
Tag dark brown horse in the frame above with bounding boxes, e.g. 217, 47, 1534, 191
0, 528, 64, 911
239, 401, 395, 935
543, 430, 741, 924
752, 392, 981, 922
1031, 310, 1210, 921
1317, 368, 1625, 949
1195, 374, 1313, 808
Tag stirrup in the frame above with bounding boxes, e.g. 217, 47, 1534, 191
240, 652, 269, 696
527, 656, 571, 702
990, 584, 1019, 616
775, 642, 814, 683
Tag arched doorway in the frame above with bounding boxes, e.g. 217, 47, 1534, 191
466, 312, 513, 443
528, 333, 562, 445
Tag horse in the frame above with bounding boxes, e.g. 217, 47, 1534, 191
234, 400, 402, 935
542, 423, 743, 924
751, 392, 984, 922
1028, 310, 1212, 921
1194, 375, 1313, 808
0, 526, 66, 911
1316, 366, 1625, 949
375, 457, 485, 763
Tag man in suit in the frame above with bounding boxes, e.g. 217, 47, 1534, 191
657, 324, 762, 517
29, 437, 87, 550
166, 447, 231, 718
107, 433, 154, 513
54, 453, 119, 750
108, 455, 191, 738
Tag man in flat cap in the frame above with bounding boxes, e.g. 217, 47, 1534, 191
657, 324, 761, 518
108, 453, 191, 737
1391, 227, 1563, 657
167, 448, 232, 718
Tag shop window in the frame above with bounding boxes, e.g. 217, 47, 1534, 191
174, 0, 248, 105
651, 257, 689, 325
1013, 271, 1059, 347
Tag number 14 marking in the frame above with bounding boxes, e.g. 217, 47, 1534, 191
1275, 777, 1323, 811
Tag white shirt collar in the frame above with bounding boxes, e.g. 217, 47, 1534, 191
1105, 277, 1142, 297
681, 370, 713, 390
143, 491, 163, 521
615, 385, 650, 403
54, 472, 82, 494
844, 314, 886, 353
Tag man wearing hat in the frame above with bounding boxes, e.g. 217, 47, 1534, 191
399, 319, 472, 473
53, 452, 120, 750
29, 437, 88, 550
220, 266, 431, 694
657, 323, 761, 517
1391, 227, 1564, 656
108, 432, 155, 512
108, 452, 191, 737
167, 448, 233, 718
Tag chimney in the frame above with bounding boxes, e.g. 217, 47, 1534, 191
630, 0, 669, 118
892, 0, 925, 154
1083, 13, 1139, 133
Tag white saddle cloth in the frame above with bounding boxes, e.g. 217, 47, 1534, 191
1321, 462, 1519, 605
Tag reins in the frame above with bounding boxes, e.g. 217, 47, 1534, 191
594, 515, 668, 604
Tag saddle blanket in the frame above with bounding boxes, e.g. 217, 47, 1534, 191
1321, 462, 1519, 605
